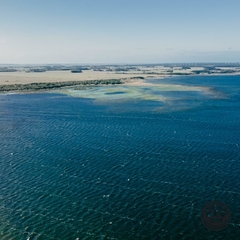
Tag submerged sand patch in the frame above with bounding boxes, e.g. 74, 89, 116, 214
59, 80, 224, 112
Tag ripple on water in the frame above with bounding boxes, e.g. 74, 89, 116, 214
1, 75, 240, 239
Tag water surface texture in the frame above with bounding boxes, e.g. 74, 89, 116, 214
0, 75, 240, 239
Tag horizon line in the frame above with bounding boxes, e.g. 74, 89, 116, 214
0, 62, 240, 66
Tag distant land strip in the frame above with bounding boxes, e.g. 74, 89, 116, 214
0, 79, 125, 92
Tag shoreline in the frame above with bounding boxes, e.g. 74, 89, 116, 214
0, 69, 240, 93
0, 79, 124, 93
0, 68, 165, 93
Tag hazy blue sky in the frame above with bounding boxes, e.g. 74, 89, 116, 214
0, 0, 240, 64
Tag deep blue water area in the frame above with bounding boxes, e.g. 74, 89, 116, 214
0, 75, 240, 239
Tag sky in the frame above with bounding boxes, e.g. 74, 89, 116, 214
0, 0, 240, 64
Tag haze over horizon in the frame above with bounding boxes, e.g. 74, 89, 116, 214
1, 0, 240, 64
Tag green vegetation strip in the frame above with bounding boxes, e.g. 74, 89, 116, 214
0, 79, 123, 92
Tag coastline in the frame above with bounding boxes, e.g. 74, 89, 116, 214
0, 65, 240, 93
0, 71, 167, 93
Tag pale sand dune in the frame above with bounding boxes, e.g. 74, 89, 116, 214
0, 70, 164, 85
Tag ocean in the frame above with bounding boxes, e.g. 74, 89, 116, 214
0, 75, 240, 239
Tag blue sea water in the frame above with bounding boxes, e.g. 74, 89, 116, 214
0, 75, 240, 239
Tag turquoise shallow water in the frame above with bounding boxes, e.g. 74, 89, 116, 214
0, 75, 240, 239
